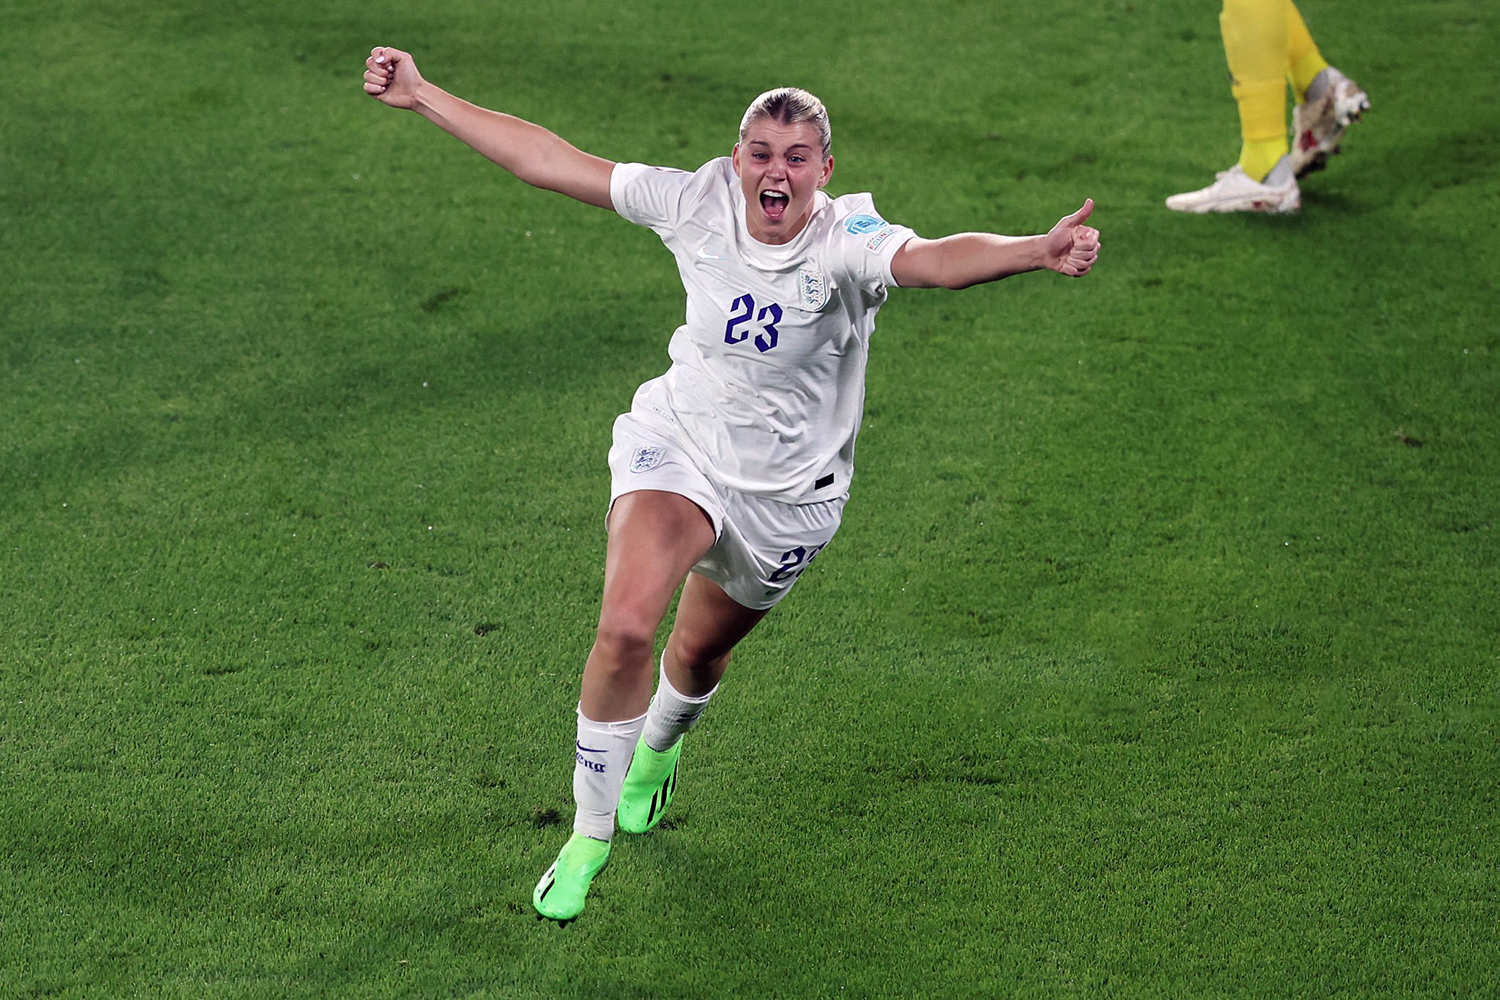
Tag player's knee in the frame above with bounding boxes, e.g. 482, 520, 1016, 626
670, 640, 731, 680
591, 614, 657, 673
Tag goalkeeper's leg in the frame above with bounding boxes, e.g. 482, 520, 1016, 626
1221, 0, 1292, 182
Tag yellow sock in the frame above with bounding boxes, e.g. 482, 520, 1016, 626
1285, 1, 1330, 103
1220, 0, 1289, 180
1238, 138, 1288, 181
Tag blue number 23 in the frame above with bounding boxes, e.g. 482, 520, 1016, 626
724, 293, 782, 353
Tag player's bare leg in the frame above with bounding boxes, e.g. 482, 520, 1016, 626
534, 490, 714, 921
619, 575, 769, 833
666, 572, 769, 692
580, 490, 717, 719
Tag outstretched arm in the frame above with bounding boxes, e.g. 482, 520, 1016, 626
891, 200, 1100, 289
362, 46, 616, 211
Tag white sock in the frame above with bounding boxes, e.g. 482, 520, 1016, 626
643, 654, 718, 753
572, 708, 646, 841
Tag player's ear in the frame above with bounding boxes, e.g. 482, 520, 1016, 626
731, 143, 742, 175
818, 153, 834, 188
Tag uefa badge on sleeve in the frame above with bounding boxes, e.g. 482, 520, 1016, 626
629, 445, 665, 473
798, 267, 828, 311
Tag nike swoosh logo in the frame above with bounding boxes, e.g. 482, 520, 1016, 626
697, 246, 728, 261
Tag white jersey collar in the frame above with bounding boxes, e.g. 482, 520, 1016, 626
721, 158, 832, 272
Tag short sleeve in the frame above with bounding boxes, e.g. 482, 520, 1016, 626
610, 162, 694, 237
828, 201, 917, 293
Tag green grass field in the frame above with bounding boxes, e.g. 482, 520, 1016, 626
3, 0, 1497, 995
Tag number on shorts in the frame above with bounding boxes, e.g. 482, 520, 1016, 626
768, 543, 826, 584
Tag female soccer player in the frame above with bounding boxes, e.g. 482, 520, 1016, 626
363, 45, 1100, 921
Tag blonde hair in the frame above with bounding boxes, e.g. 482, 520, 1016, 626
738, 87, 832, 158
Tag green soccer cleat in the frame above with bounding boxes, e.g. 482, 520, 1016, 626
617, 735, 682, 834
532, 833, 611, 921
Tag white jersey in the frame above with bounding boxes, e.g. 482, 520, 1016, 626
610, 157, 916, 504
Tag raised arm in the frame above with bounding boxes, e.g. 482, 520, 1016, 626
891, 200, 1099, 289
362, 47, 616, 211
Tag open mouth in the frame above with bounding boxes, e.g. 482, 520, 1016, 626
760, 191, 789, 221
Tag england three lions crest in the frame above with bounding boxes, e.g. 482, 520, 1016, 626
798, 267, 828, 311
629, 446, 665, 473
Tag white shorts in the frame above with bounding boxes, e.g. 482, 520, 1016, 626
607, 411, 845, 611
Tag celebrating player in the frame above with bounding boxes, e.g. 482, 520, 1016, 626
362, 46, 1100, 921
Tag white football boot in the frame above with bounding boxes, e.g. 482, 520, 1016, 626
1165, 155, 1300, 214
1292, 68, 1370, 178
